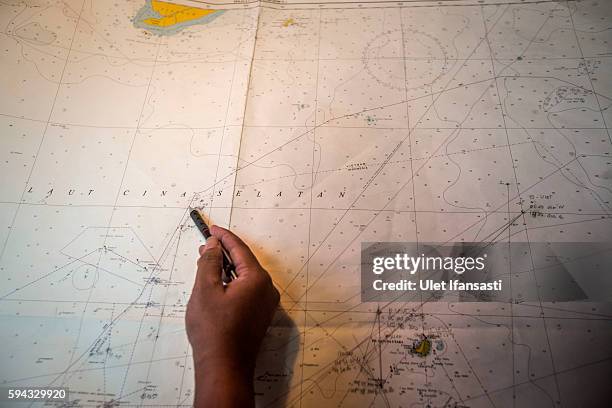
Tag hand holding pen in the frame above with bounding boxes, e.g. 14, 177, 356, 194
185, 224, 280, 408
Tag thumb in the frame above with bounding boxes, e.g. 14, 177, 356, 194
194, 236, 223, 290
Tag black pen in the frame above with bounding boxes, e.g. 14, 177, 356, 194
190, 208, 238, 284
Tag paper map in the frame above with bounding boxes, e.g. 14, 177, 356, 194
1, 0, 611, 406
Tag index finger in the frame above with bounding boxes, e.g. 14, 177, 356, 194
209, 225, 262, 275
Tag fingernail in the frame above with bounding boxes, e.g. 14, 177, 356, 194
206, 236, 219, 248
198, 245, 206, 255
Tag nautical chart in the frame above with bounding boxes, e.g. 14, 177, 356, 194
1, 0, 611, 406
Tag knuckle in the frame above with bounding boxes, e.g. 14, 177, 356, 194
199, 248, 222, 266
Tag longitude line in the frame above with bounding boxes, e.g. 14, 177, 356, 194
114, 38, 165, 401
400, 6, 426, 401
482, 3, 561, 405
299, 9, 324, 407
207, 9, 251, 223
227, 7, 263, 228
566, 0, 612, 145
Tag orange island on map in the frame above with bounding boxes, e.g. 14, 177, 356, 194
134, 0, 224, 35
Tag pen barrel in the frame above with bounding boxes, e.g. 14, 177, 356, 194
190, 210, 211, 239
221, 248, 237, 284
190, 208, 237, 283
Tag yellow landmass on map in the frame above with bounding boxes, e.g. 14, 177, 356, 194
412, 338, 431, 357
282, 18, 296, 27
143, 0, 217, 27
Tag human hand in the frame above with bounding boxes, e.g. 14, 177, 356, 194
185, 225, 280, 407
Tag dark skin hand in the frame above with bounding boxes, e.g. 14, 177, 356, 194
185, 225, 280, 408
